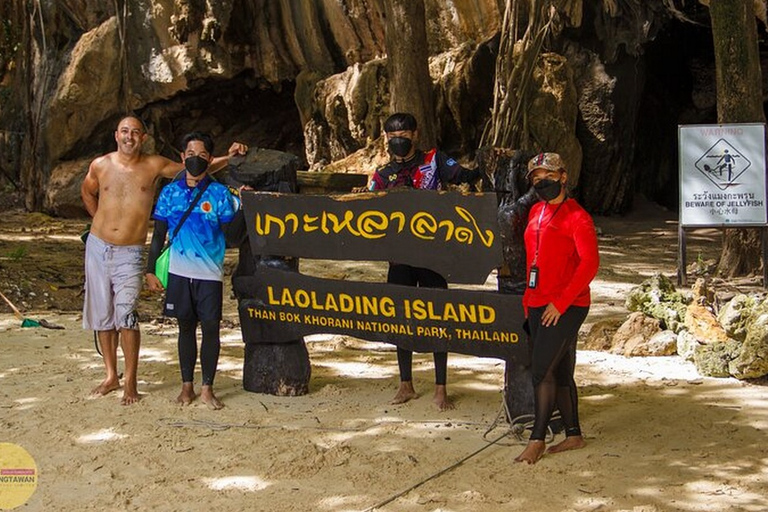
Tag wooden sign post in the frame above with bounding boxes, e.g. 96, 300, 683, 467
234, 188, 529, 406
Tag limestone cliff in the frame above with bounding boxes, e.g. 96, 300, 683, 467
0, 0, 740, 215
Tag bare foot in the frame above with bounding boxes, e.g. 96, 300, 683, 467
200, 385, 224, 410
120, 382, 141, 405
176, 382, 196, 405
390, 381, 418, 405
547, 435, 586, 454
120, 390, 141, 405
515, 440, 546, 464
433, 385, 455, 411
91, 378, 120, 397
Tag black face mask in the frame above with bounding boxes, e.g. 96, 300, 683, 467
388, 137, 413, 158
533, 178, 563, 201
184, 155, 209, 177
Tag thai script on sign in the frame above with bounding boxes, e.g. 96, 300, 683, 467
253, 206, 495, 247
686, 190, 764, 210
242, 189, 503, 284
691, 191, 757, 201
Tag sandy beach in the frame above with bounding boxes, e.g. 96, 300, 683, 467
1, 199, 768, 511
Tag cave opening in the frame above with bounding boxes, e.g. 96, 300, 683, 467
633, 18, 717, 210
78, 71, 306, 168
145, 72, 306, 166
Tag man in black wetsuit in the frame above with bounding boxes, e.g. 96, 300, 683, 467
369, 112, 481, 411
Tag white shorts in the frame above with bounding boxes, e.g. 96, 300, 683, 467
82, 234, 144, 331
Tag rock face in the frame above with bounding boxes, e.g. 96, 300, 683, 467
299, 38, 499, 171
717, 294, 757, 342
643, 330, 679, 357
614, 275, 768, 379
582, 318, 623, 351
44, 159, 91, 218
727, 300, 768, 379
610, 312, 663, 357
47, 17, 121, 165
694, 339, 742, 378
4, 0, 504, 210
297, 60, 390, 170
677, 330, 700, 362
1, 0, 715, 214
685, 286, 768, 379
529, 52, 583, 187
591, 308, 680, 358
227, 149, 300, 192
684, 304, 731, 345
625, 273, 690, 333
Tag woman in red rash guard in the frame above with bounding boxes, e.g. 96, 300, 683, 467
515, 152, 600, 465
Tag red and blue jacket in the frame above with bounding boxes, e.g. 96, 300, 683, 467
369, 149, 477, 190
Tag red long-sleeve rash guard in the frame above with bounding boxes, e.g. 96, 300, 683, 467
522, 198, 600, 315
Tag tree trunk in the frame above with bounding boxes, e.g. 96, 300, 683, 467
0, 0, 26, 192
21, 0, 49, 212
383, 0, 436, 148
243, 342, 311, 396
710, 0, 766, 277
476, 146, 538, 293
503, 359, 534, 422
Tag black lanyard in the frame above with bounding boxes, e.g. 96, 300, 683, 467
533, 200, 564, 265
169, 179, 211, 244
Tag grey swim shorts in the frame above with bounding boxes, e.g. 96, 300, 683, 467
82, 233, 145, 331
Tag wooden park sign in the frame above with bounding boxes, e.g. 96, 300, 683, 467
237, 190, 527, 362
237, 267, 524, 360
240, 189, 501, 284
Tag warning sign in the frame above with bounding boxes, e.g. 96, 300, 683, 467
679, 123, 767, 226
694, 138, 750, 190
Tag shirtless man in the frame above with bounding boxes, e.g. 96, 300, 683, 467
81, 115, 247, 405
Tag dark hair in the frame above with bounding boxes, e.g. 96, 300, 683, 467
384, 112, 418, 133
180, 131, 215, 154
117, 114, 148, 134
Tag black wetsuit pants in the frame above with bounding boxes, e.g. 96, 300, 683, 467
177, 318, 221, 386
527, 305, 589, 441
387, 263, 448, 385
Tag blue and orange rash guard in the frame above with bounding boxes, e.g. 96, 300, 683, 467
153, 177, 239, 282
369, 149, 472, 190
522, 198, 599, 315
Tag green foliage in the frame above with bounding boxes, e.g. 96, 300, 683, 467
6, 246, 27, 261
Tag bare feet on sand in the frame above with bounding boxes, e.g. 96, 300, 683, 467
176, 382, 196, 405
121, 383, 141, 405
91, 378, 120, 397
201, 385, 224, 410
433, 384, 455, 411
391, 381, 418, 405
515, 440, 546, 464
547, 435, 586, 454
